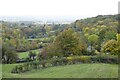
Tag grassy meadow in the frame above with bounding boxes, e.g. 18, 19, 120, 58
17, 49, 40, 58
0, 64, 2, 79
2, 63, 118, 78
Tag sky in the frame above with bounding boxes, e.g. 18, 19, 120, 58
0, 0, 119, 21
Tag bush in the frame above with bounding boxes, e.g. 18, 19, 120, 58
59, 57, 68, 65
41, 60, 47, 68
11, 55, 118, 74
91, 55, 118, 64
67, 56, 91, 64
79, 56, 91, 63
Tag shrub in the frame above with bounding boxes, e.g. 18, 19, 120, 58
51, 58, 59, 66
59, 57, 68, 65
41, 60, 47, 68
91, 55, 118, 64
67, 57, 73, 64
67, 56, 91, 64
79, 56, 91, 63
11, 55, 118, 74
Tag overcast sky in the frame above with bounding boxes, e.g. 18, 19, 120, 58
0, 0, 119, 21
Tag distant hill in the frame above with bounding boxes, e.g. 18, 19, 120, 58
73, 14, 118, 28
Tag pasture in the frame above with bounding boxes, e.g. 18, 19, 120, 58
17, 49, 40, 58
2, 63, 118, 78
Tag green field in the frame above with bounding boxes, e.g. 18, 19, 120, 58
2, 63, 118, 78
18, 49, 40, 58
0, 64, 2, 79
28, 37, 50, 41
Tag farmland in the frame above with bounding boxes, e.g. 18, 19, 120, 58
2, 63, 118, 78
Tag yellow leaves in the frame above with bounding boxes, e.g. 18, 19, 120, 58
116, 34, 120, 53
95, 50, 100, 55
67, 56, 90, 62
53, 28, 86, 56
84, 33, 89, 38
84, 27, 89, 33
103, 40, 117, 47
79, 56, 90, 62
101, 25, 107, 28
91, 28, 95, 31
116, 34, 120, 44
67, 57, 73, 61
102, 39, 118, 55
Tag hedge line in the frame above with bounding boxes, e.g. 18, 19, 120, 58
11, 55, 118, 73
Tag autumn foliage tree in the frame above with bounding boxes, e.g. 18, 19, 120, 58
39, 28, 87, 58
54, 28, 87, 56
102, 39, 118, 55
117, 30, 120, 54
40, 43, 63, 59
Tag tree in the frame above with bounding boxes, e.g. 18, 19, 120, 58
105, 31, 116, 40
102, 40, 118, 55
39, 28, 87, 58
53, 28, 86, 56
45, 25, 52, 37
2, 43, 18, 64
40, 43, 63, 59
30, 40, 38, 50
118, 14, 120, 34
88, 34, 99, 54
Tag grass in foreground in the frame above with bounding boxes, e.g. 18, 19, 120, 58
2, 63, 118, 78
0, 64, 2, 79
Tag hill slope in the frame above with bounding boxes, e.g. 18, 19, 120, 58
2, 63, 118, 78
